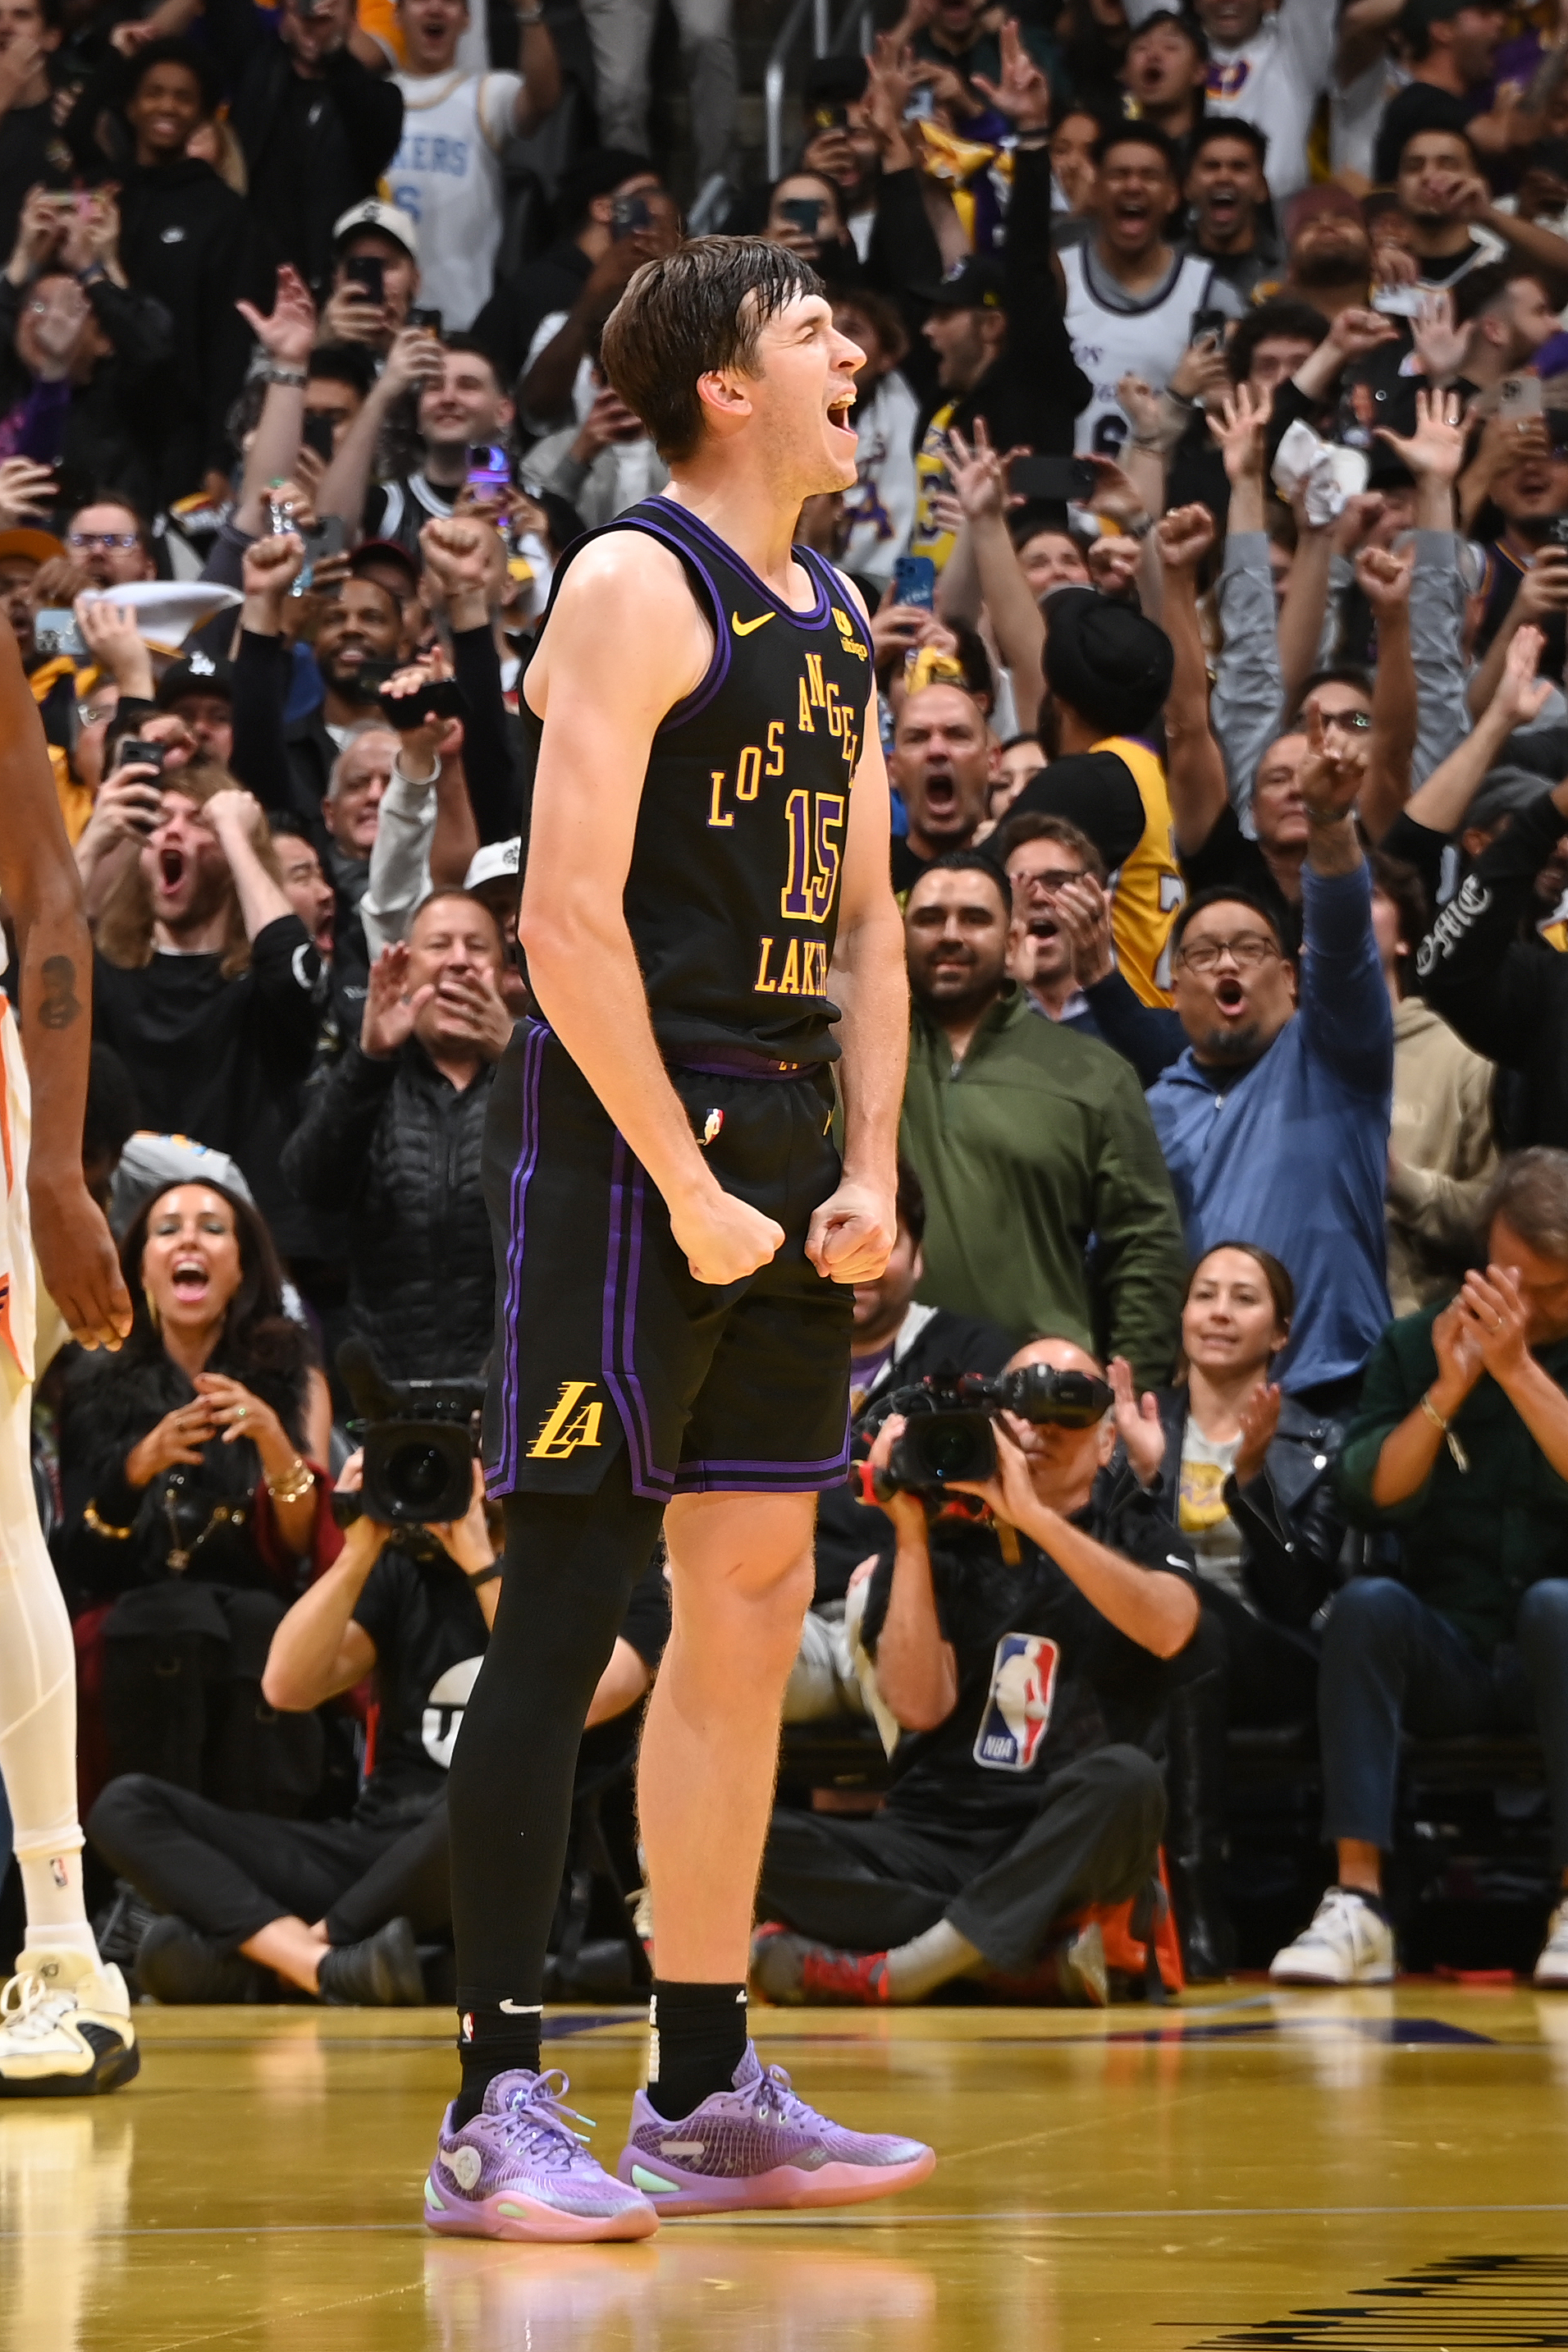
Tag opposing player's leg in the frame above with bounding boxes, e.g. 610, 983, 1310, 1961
0, 1357, 135, 2097
424, 1463, 663, 2243
617, 1487, 934, 2214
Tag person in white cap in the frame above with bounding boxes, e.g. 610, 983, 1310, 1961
322, 199, 424, 364
0, 602, 139, 2097
390, 0, 563, 332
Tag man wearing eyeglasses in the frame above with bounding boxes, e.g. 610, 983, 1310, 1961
63, 499, 155, 592
1147, 711, 1394, 1417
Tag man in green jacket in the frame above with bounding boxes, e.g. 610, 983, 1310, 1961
1269, 1148, 1568, 1993
898, 852, 1185, 1390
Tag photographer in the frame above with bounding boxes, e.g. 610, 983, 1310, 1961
752, 1337, 1198, 2007
89, 1452, 667, 2004
281, 891, 510, 1383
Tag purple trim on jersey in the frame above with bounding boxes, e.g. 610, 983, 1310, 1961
487, 1018, 548, 1497
604, 1136, 673, 1501
616, 515, 734, 733
667, 499, 833, 629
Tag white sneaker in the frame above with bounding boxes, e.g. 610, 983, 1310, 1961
1534, 1900, 1568, 1987
0, 1948, 139, 2097
1269, 1888, 1395, 1986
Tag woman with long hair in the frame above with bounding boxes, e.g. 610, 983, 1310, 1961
1110, 1242, 1347, 1977
58, 1180, 332, 1807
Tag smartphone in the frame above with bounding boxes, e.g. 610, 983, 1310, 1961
1547, 515, 1568, 550
34, 608, 87, 660
301, 409, 337, 463
112, 737, 167, 775
811, 103, 848, 132
1009, 455, 1096, 504
292, 512, 348, 597
345, 254, 385, 304
610, 192, 651, 240
781, 196, 824, 236
1500, 373, 1544, 422
406, 305, 443, 335
892, 553, 937, 611
1188, 305, 1230, 350
377, 676, 468, 730
465, 442, 511, 497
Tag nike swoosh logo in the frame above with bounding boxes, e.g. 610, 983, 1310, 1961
497, 1998, 542, 2016
732, 610, 774, 635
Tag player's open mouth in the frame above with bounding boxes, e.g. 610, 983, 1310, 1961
1215, 978, 1246, 1014
827, 395, 855, 432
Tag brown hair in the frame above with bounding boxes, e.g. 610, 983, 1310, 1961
600, 236, 824, 464
1186, 1241, 1295, 1334
96, 764, 283, 981
993, 807, 1108, 885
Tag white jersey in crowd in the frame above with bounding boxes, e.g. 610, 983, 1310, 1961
1059, 244, 1228, 459
389, 69, 522, 331
1203, 0, 1338, 200
842, 368, 920, 590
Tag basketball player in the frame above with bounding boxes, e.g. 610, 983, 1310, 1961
0, 622, 136, 2093
423, 240, 931, 2242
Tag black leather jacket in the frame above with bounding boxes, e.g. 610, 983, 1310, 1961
1123, 1387, 1348, 1636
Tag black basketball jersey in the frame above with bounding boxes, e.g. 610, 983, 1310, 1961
520, 497, 875, 1066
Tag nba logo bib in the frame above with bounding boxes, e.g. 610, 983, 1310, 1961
973, 1634, 1060, 1773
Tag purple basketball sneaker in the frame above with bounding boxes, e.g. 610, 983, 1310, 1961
424, 2068, 658, 2242
615, 2043, 935, 2216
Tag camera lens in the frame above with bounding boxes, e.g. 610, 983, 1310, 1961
923, 1424, 982, 1480
387, 1440, 449, 1512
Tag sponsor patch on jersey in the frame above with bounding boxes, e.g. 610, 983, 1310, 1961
832, 606, 867, 659
973, 1632, 1060, 1772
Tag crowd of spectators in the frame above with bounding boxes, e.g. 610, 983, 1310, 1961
8, 0, 1568, 2009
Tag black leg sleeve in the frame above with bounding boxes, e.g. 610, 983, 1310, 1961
447, 1459, 665, 2010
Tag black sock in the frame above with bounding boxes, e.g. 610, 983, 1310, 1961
644, 1979, 750, 2120
450, 2004, 543, 2129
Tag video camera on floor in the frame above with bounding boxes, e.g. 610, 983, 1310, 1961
856, 1366, 1113, 1505
333, 1340, 486, 1528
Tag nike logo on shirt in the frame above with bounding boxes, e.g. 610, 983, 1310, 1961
731, 611, 774, 635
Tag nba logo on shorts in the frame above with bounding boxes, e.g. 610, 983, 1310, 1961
973, 1633, 1059, 1772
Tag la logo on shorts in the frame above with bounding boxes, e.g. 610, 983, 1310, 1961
527, 1380, 605, 1460
973, 1633, 1060, 1772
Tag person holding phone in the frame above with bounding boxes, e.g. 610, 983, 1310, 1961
320, 199, 422, 361
389, 0, 563, 332
763, 171, 861, 286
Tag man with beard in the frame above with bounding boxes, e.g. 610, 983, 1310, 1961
889, 680, 996, 897
90, 771, 323, 1249
1147, 714, 1393, 1414
1395, 127, 1568, 293
1182, 120, 1279, 306
1276, 185, 1376, 323
899, 851, 1184, 1382
1448, 261, 1558, 396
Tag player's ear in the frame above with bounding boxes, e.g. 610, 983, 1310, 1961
696, 368, 753, 432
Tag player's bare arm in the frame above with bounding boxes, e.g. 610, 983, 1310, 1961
519, 530, 786, 1287
0, 623, 130, 1348
807, 584, 907, 1288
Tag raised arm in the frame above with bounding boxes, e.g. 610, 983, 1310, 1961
318, 326, 443, 533
0, 626, 130, 1349
1355, 542, 1417, 840
232, 267, 317, 538
1152, 502, 1227, 857
1405, 624, 1552, 838
512, 6, 561, 130
943, 423, 1045, 732
203, 788, 294, 940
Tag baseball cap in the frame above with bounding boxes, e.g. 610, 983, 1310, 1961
333, 199, 419, 262
350, 538, 422, 594
464, 838, 521, 890
0, 526, 64, 565
803, 54, 869, 108
921, 254, 1006, 312
1464, 766, 1555, 835
156, 649, 235, 707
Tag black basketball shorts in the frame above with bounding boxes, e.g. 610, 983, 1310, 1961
482, 1022, 854, 1502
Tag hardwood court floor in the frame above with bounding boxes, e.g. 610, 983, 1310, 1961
4, 1984, 1567, 2352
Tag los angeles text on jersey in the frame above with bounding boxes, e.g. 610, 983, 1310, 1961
704, 637, 863, 1000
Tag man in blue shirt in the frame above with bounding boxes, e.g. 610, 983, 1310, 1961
1146, 713, 1393, 1412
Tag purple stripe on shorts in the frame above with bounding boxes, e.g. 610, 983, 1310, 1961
487, 1019, 548, 1496
604, 1136, 671, 1501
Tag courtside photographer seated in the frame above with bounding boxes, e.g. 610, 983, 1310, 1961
57, 1178, 333, 1811
752, 1338, 1198, 2009
1271, 1151, 1568, 1991
1110, 1244, 1347, 1979
784, 1159, 1011, 1727
89, 1354, 668, 2006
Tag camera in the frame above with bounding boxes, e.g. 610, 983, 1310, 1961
858, 1366, 1113, 1503
332, 1339, 486, 1528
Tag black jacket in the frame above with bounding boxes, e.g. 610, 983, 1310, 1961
280, 1037, 499, 1382
908, 144, 1090, 458
1416, 783, 1568, 1151
199, 0, 403, 295
0, 274, 172, 514
1133, 1387, 1347, 1634
473, 236, 591, 396
115, 158, 262, 496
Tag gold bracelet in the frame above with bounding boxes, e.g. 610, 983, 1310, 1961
83, 1500, 135, 1539
265, 1457, 315, 1506
1419, 1391, 1469, 1474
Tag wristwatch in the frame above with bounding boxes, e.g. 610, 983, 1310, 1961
263, 364, 308, 388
